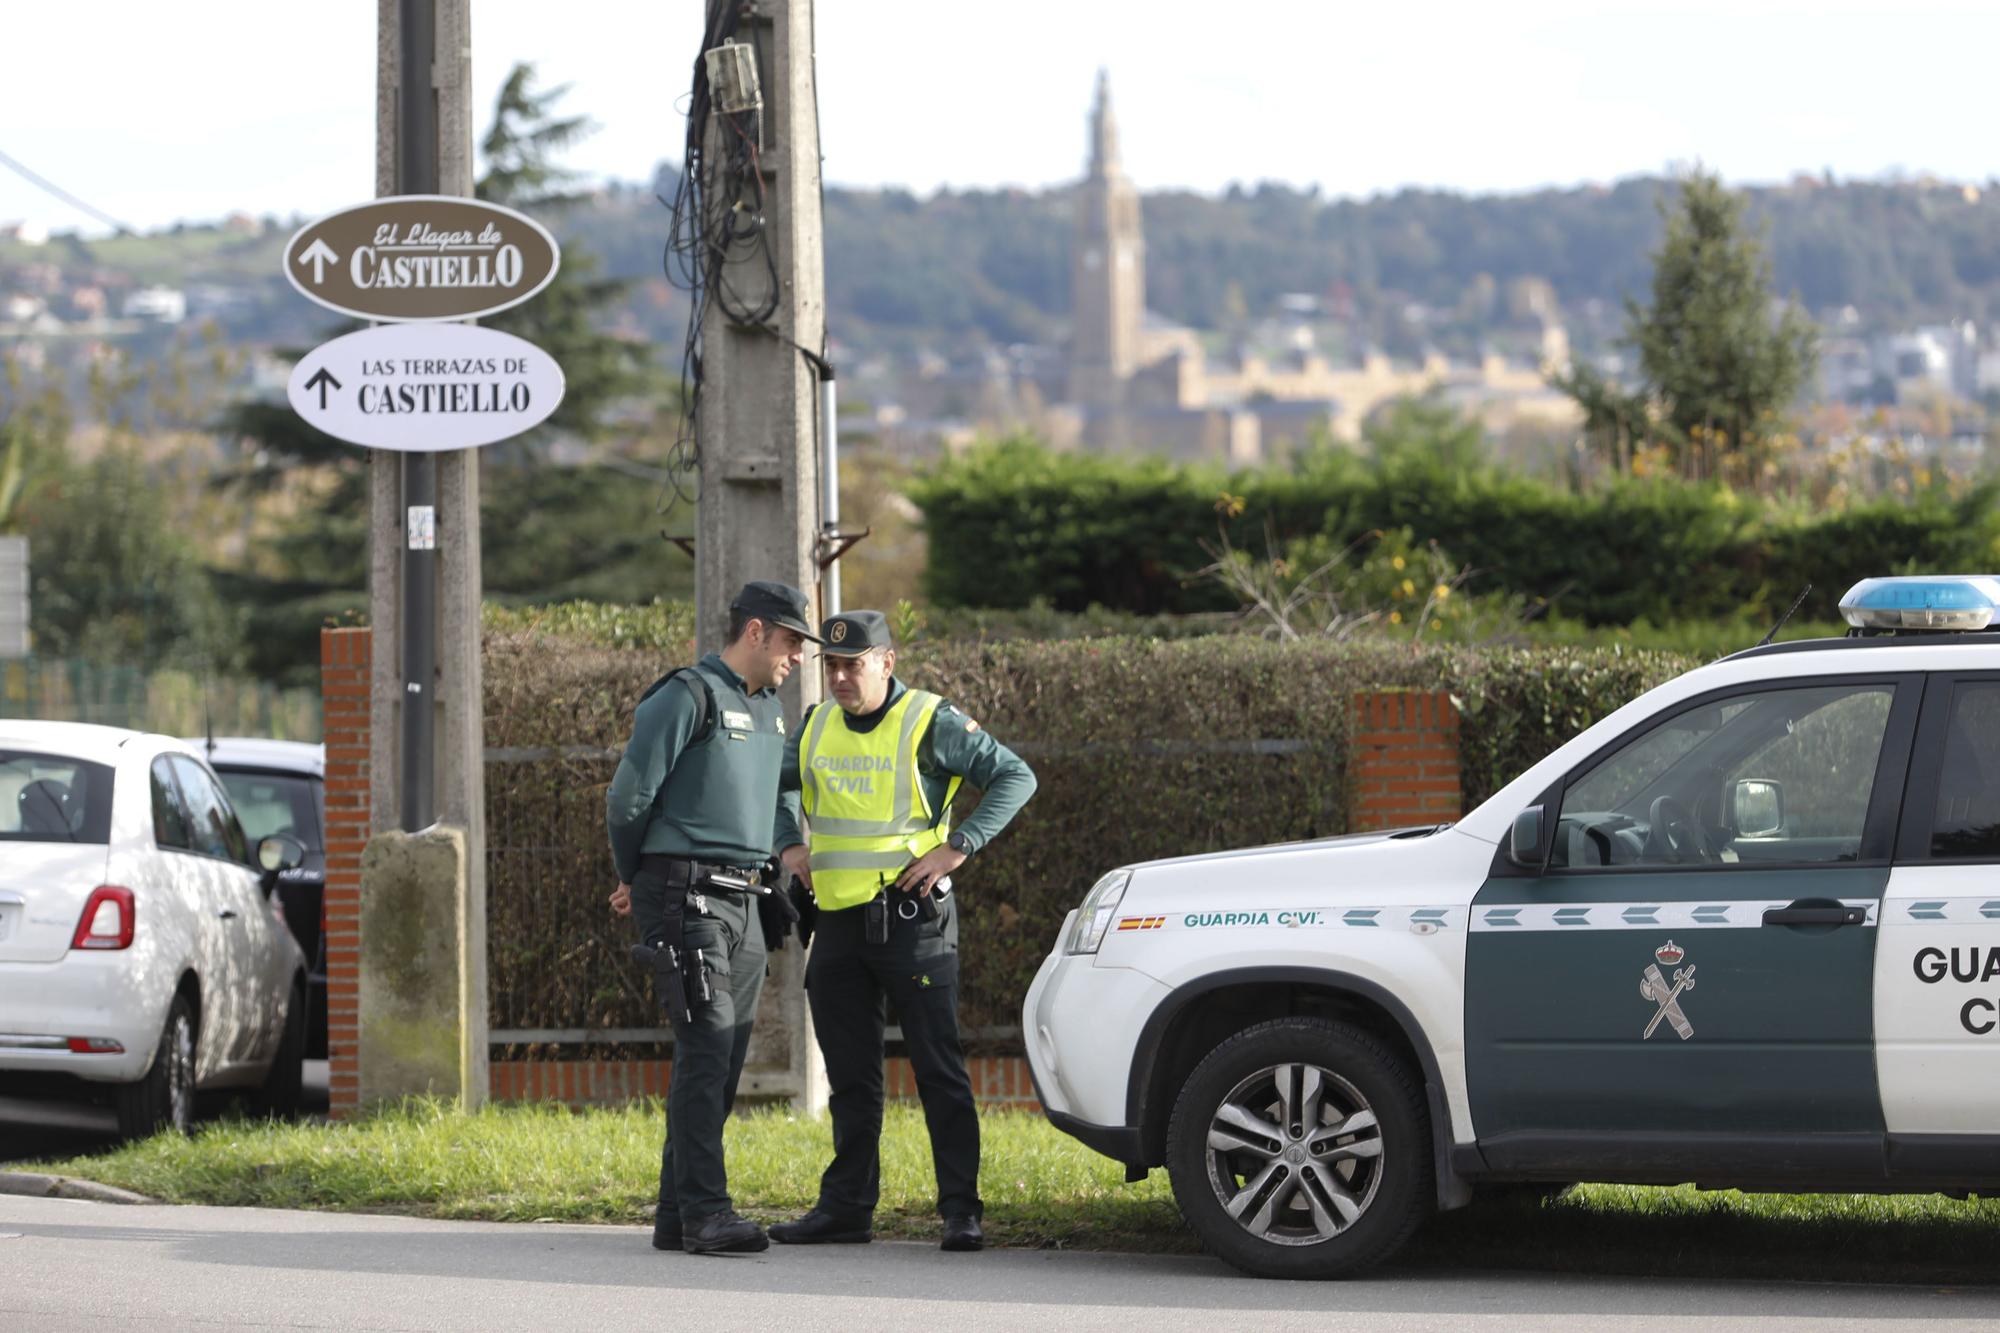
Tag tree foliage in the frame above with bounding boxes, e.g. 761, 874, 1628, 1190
717, 174, 2000, 354
0, 353, 69, 532
23, 449, 242, 670
477, 62, 656, 449
911, 419, 1997, 627
1624, 170, 1819, 477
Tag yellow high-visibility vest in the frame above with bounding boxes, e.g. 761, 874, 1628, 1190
799, 689, 962, 911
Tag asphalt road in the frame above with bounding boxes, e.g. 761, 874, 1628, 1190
0, 1060, 330, 1165
1, 1194, 1997, 1332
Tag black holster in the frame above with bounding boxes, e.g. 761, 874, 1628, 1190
632, 900, 711, 1024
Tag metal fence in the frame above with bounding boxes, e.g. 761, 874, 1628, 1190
0, 657, 322, 740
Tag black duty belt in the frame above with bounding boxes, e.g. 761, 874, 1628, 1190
642, 853, 773, 894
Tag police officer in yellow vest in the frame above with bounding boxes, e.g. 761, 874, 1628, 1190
768, 610, 1037, 1253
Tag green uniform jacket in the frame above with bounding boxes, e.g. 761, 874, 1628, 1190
605, 653, 788, 883
774, 677, 1037, 856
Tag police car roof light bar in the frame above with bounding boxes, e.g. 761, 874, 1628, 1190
1838, 575, 2000, 633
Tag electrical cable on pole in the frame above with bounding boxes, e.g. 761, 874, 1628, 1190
0, 146, 137, 236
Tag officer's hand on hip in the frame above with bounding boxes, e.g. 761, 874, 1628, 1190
609, 882, 632, 917
779, 843, 813, 892
896, 845, 966, 897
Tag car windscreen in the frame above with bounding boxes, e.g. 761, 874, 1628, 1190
215, 770, 323, 853
0, 750, 116, 844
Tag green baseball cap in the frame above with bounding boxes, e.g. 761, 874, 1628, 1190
730, 581, 822, 642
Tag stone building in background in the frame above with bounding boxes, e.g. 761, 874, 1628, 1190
863, 73, 1582, 462
1057, 72, 1579, 462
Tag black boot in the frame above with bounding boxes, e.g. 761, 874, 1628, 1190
650, 1202, 681, 1251
770, 1208, 874, 1245
940, 1214, 984, 1251
683, 1210, 769, 1255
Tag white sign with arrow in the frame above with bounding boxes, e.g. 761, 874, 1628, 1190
287, 323, 565, 452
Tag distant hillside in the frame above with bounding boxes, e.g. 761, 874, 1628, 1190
11, 173, 2000, 363
450, 172, 2000, 357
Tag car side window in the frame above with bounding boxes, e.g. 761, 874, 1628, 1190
169, 755, 251, 864
1551, 683, 1895, 870
1930, 683, 2000, 859
1720, 689, 1892, 841
150, 758, 192, 850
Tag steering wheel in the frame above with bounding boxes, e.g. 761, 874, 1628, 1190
1646, 795, 1717, 865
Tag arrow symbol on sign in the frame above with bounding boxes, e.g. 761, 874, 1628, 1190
296, 238, 340, 283
303, 366, 342, 409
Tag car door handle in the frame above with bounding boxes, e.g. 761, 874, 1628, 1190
218, 909, 239, 920
1762, 903, 1866, 926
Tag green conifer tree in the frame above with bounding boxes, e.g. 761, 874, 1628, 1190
1628, 170, 1819, 479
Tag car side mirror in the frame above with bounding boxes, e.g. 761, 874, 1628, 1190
1731, 778, 1784, 838
257, 833, 306, 895
1508, 805, 1545, 869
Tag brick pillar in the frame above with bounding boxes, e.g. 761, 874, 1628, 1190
322, 627, 371, 1119
1348, 690, 1462, 832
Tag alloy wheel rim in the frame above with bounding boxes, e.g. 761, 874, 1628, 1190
1203, 1061, 1383, 1246
166, 1015, 194, 1132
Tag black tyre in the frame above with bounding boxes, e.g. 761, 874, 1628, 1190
257, 980, 306, 1117
1165, 1017, 1431, 1279
114, 993, 196, 1140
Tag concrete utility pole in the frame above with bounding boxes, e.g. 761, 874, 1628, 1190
366, 0, 488, 1106
694, 0, 828, 1110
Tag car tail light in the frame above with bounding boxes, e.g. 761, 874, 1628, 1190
71, 886, 135, 951
66, 1037, 125, 1053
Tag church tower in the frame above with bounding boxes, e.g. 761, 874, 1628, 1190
1068, 70, 1145, 414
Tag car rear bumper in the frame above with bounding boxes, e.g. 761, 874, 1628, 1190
0, 956, 164, 1083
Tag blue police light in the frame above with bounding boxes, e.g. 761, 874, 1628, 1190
1839, 576, 2000, 631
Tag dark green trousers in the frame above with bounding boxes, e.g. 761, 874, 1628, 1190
633, 856, 766, 1229
806, 891, 982, 1220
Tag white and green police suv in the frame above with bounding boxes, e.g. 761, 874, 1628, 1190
1026, 574, 2000, 1279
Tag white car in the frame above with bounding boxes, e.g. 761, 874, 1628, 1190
0, 721, 310, 1138
1026, 574, 2000, 1278
188, 738, 327, 1058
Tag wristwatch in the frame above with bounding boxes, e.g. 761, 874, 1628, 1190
947, 830, 973, 855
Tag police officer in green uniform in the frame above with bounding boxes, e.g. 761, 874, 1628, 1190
767, 610, 1037, 1253
605, 581, 817, 1255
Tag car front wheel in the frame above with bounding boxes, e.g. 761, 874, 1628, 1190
114, 994, 196, 1140
1165, 1017, 1431, 1279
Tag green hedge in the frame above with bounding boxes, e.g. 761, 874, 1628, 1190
910, 435, 2000, 626
481, 631, 1692, 1040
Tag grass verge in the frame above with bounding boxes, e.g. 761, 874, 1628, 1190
39, 1100, 1185, 1252
36, 1099, 2000, 1284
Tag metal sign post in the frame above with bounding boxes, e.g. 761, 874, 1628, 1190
393, 0, 440, 832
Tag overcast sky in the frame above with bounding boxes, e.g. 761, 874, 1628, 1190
4, 0, 1995, 235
